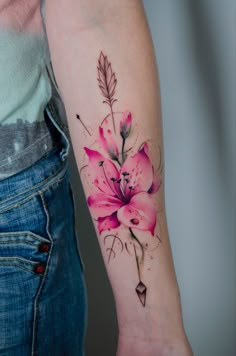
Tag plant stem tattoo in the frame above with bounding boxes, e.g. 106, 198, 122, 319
76, 51, 163, 307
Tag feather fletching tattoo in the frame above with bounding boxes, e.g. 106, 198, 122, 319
97, 51, 118, 132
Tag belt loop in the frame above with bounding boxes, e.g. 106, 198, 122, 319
45, 101, 70, 161
60, 148, 67, 161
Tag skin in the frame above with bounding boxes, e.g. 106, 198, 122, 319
45, 1, 193, 355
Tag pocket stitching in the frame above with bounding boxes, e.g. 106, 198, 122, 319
31, 190, 54, 355
0, 230, 51, 243
0, 258, 42, 277
0, 256, 36, 265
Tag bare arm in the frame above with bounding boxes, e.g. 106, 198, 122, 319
45, 1, 192, 354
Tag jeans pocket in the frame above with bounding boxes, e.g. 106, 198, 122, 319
0, 230, 52, 352
0, 183, 54, 277
0, 194, 53, 351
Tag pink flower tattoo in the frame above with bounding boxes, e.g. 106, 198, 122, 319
84, 134, 161, 235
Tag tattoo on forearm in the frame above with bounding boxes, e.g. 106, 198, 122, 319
76, 51, 163, 307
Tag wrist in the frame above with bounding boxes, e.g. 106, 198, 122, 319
116, 282, 185, 338
117, 333, 193, 356
116, 296, 192, 355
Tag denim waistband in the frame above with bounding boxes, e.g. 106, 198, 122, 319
0, 143, 69, 212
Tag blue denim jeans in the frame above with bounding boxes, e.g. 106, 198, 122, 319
0, 105, 87, 355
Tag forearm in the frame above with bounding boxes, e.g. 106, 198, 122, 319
45, 0, 191, 352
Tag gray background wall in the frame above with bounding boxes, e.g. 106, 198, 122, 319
68, 1, 236, 355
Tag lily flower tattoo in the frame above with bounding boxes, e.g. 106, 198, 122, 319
77, 51, 162, 307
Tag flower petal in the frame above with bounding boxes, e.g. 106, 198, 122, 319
97, 213, 120, 234
99, 127, 119, 160
87, 193, 124, 218
117, 192, 157, 235
84, 147, 120, 196
148, 168, 161, 194
120, 143, 153, 197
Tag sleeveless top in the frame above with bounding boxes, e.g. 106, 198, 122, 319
0, 0, 68, 181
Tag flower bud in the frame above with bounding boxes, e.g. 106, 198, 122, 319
120, 111, 132, 139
